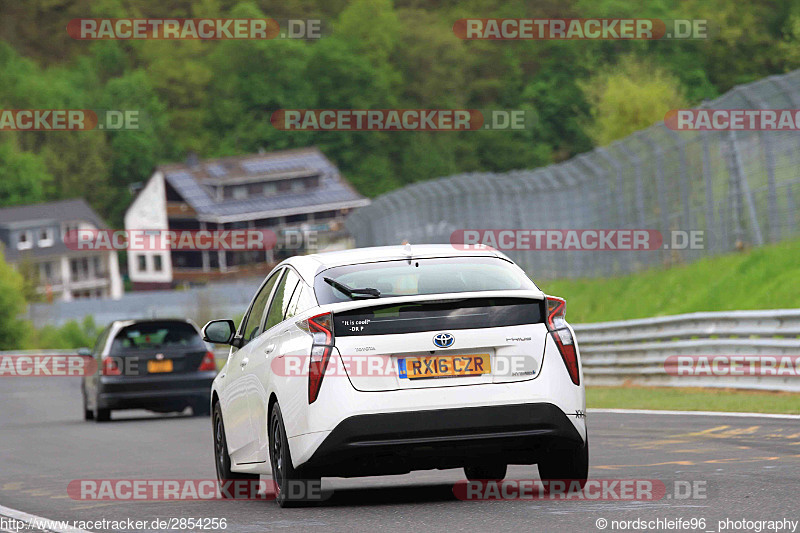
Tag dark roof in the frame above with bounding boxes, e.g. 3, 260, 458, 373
0, 199, 108, 262
159, 147, 369, 222
0, 198, 105, 228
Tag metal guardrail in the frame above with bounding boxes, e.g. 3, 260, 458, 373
5, 309, 800, 392
574, 309, 800, 392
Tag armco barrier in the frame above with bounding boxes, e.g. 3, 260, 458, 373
6, 309, 799, 391
574, 309, 800, 392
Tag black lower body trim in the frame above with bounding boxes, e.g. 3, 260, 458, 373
301, 403, 584, 478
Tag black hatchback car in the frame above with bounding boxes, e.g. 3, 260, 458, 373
82, 319, 218, 422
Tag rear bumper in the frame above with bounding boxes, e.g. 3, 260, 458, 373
98, 371, 216, 410
298, 402, 584, 478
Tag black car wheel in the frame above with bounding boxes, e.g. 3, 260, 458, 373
82, 387, 94, 420
268, 403, 320, 508
464, 464, 507, 481
212, 402, 258, 499
538, 438, 589, 489
192, 400, 211, 417
94, 407, 110, 422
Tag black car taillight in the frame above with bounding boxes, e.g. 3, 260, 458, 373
546, 296, 580, 385
298, 312, 334, 403
102, 355, 121, 376
198, 351, 217, 371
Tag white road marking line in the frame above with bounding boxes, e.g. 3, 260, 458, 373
589, 408, 800, 420
0, 504, 92, 533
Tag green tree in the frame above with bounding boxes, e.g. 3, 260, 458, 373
0, 135, 48, 207
580, 56, 687, 146
0, 248, 32, 350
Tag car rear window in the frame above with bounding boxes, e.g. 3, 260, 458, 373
333, 297, 543, 336
110, 321, 204, 353
314, 256, 537, 305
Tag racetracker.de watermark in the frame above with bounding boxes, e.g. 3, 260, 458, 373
665, 109, 800, 131
665, 355, 800, 377
64, 229, 321, 251
0, 354, 96, 377
0, 110, 139, 131
67, 19, 326, 40
453, 19, 709, 40
454, 479, 707, 501
68, 479, 326, 501
451, 229, 708, 251
270, 109, 533, 131
270, 354, 537, 378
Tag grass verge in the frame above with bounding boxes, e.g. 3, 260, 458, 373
540, 238, 800, 323
587, 386, 800, 415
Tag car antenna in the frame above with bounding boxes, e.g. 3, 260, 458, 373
402, 241, 412, 264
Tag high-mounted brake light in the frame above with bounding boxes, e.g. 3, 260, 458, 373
298, 312, 335, 403
546, 296, 580, 385
102, 356, 121, 376
199, 351, 217, 372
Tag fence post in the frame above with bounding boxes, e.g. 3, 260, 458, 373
617, 142, 646, 227
740, 86, 778, 242
700, 130, 717, 251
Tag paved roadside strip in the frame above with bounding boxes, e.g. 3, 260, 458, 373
589, 408, 800, 419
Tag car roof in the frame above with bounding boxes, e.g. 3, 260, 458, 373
280, 244, 510, 282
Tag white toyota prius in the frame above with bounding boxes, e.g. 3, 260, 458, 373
204, 245, 587, 506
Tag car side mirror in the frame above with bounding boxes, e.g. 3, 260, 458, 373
77, 347, 91, 357
203, 319, 237, 346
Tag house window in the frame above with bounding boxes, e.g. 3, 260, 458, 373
93, 256, 103, 276
39, 262, 53, 282
17, 230, 33, 250
153, 255, 163, 272
71, 258, 89, 281
304, 176, 320, 189
62, 222, 80, 241
290, 179, 304, 192
232, 186, 248, 200
137, 254, 147, 272
38, 228, 54, 247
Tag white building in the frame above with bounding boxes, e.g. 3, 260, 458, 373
0, 199, 123, 301
125, 147, 369, 290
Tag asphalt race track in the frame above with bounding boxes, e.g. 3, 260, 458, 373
1, 377, 798, 533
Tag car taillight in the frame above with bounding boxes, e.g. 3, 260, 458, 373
199, 351, 217, 371
102, 356, 121, 376
297, 312, 334, 403
546, 296, 580, 385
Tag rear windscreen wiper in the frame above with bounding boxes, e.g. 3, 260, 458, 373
323, 277, 381, 299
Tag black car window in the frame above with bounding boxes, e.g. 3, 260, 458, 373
315, 256, 537, 305
240, 270, 282, 344
265, 269, 300, 332
285, 283, 316, 320
109, 321, 203, 354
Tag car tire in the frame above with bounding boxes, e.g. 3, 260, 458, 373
269, 403, 320, 508
212, 402, 259, 499
538, 438, 589, 489
82, 389, 94, 420
192, 401, 210, 417
464, 464, 507, 481
94, 408, 110, 422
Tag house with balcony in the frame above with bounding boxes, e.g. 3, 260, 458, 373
124, 147, 370, 290
0, 199, 123, 301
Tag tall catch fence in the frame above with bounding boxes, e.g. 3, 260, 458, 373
346, 70, 800, 278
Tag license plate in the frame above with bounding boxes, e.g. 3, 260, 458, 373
398, 354, 490, 379
147, 359, 173, 373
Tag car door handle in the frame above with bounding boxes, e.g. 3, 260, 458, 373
240, 357, 249, 368
264, 344, 275, 354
